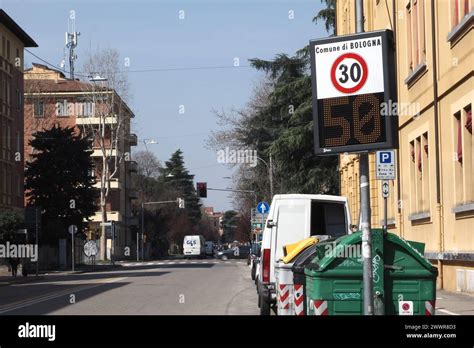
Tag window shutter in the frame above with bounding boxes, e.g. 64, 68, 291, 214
466, 109, 472, 133
457, 117, 463, 163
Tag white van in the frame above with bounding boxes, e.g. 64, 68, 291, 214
183, 235, 205, 258
257, 194, 351, 315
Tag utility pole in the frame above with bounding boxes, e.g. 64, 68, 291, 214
355, 0, 374, 316
269, 151, 274, 200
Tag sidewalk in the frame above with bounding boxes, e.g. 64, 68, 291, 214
436, 289, 474, 315
0, 263, 122, 286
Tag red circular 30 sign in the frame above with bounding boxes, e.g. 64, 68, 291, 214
330, 53, 368, 94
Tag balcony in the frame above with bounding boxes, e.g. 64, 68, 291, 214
129, 133, 138, 146
88, 211, 122, 223
93, 178, 122, 190
76, 116, 118, 125
91, 149, 119, 157
128, 160, 138, 173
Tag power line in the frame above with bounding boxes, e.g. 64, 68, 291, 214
25, 49, 254, 76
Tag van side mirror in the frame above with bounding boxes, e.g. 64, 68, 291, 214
266, 220, 277, 228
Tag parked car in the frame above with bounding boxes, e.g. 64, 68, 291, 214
215, 245, 251, 260
249, 242, 261, 280
256, 194, 351, 315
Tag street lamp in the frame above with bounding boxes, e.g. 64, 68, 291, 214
142, 139, 158, 152
255, 152, 274, 200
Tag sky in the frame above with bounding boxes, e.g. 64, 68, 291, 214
2, 0, 329, 212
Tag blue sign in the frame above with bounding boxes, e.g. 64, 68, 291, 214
257, 201, 270, 214
379, 151, 392, 164
376, 150, 396, 180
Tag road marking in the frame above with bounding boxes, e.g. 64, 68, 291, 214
0, 277, 127, 314
436, 308, 460, 316
167, 262, 175, 265
147, 263, 153, 265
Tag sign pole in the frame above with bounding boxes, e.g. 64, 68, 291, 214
72, 230, 75, 272
355, 0, 374, 316
35, 207, 39, 277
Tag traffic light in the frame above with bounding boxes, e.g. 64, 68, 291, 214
196, 182, 207, 198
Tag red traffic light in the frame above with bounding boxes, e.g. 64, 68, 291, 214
196, 182, 207, 198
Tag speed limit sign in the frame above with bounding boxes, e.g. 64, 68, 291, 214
330, 52, 368, 94
310, 30, 398, 155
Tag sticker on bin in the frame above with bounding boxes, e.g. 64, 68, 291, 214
425, 300, 435, 316
398, 301, 414, 315
293, 285, 305, 316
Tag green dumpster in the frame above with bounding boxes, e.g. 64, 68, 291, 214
304, 229, 438, 315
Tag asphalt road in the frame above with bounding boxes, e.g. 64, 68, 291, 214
0, 259, 259, 315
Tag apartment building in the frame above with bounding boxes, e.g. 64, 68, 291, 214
0, 10, 37, 215
203, 206, 224, 236
24, 63, 138, 260
336, 0, 473, 293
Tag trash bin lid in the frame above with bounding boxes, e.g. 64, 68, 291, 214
291, 243, 321, 273
305, 230, 437, 276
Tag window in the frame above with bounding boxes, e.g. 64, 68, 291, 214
453, 104, 473, 204
16, 89, 21, 110
452, 0, 473, 28
34, 101, 44, 117
406, 0, 427, 74
16, 175, 21, 197
6, 40, 10, 61
406, 2, 413, 71
409, 132, 430, 216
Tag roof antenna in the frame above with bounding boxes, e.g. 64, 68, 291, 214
65, 10, 80, 80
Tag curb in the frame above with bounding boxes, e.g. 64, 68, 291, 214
0, 276, 45, 287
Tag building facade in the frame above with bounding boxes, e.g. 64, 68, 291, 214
0, 10, 37, 215
337, 0, 473, 293
24, 63, 138, 260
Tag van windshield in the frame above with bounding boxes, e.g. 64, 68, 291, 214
310, 201, 347, 238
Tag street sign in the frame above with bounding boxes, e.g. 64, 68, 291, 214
68, 225, 78, 235
257, 201, 270, 215
381, 181, 390, 198
252, 223, 263, 229
398, 301, 414, 315
83, 240, 98, 257
376, 150, 396, 180
310, 30, 398, 155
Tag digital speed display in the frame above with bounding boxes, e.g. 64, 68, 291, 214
310, 30, 398, 155
318, 93, 386, 148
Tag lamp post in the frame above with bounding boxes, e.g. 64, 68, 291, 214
255, 152, 274, 200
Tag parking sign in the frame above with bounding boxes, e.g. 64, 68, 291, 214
376, 150, 395, 180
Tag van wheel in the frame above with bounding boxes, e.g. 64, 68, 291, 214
259, 295, 271, 315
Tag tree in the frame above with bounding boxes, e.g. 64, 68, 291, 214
0, 210, 22, 243
135, 151, 161, 178
221, 210, 239, 243
313, 0, 336, 34
163, 150, 202, 224
24, 126, 97, 244
80, 48, 133, 259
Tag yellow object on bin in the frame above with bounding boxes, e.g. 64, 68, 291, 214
282, 237, 319, 264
